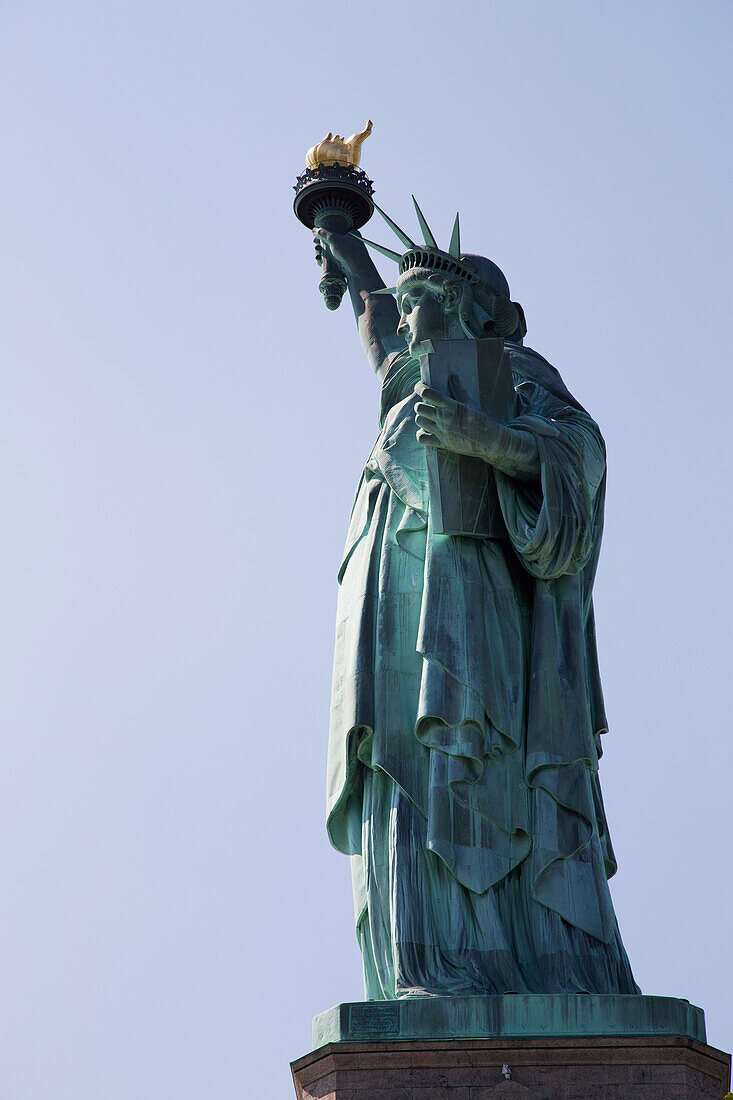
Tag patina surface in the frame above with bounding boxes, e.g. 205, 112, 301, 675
310, 191, 638, 1001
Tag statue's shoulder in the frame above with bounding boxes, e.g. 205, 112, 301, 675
505, 343, 588, 416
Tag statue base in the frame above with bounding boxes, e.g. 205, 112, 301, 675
291, 996, 731, 1099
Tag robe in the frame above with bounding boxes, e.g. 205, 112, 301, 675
327, 343, 638, 999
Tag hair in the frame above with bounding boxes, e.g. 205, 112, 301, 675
460, 254, 512, 300
397, 258, 526, 342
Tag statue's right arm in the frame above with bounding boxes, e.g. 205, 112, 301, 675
313, 229, 402, 380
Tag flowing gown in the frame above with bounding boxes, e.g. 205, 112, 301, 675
327, 344, 638, 1000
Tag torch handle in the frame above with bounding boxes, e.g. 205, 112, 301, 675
315, 210, 351, 311
319, 254, 347, 311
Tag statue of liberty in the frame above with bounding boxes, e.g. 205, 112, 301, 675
313, 195, 638, 1003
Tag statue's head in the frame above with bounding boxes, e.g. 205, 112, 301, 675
395, 251, 526, 356
363, 199, 527, 355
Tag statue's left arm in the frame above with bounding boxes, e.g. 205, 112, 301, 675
414, 377, 606, 580
414, 379, 541, 480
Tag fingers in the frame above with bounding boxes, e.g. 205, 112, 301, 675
416, 428, 441, 447
414, 381, 451, 407
313, 230, 328, 266
415, 402, 439, 421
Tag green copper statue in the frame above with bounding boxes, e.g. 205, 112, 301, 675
303, 138, 638, 1001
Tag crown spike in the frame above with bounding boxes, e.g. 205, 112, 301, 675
353, 231, 402, 263
373, 202, 416, 250
371, 286, 397, 296
412, 196, 438, 249
448, 212, 461, 258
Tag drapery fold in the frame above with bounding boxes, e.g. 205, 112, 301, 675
327, 344, 636, 992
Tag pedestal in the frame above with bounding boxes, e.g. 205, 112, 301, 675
291, 996, 731, 1100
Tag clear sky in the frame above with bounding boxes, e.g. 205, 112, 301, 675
0, 2, 731, 1097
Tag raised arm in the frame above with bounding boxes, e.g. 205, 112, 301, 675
313, 228, 402, 379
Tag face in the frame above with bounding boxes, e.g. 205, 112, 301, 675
396, 275, 448, 356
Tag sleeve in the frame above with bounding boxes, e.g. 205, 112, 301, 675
496, 383, 606, 580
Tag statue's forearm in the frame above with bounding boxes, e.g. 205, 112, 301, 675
415, 381, 541, 480
346, 255, 400, 373
481, 425, 541, 481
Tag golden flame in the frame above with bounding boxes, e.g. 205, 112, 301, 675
306, 120, 372, 169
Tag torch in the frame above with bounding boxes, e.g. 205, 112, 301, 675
293, 121, 375, 310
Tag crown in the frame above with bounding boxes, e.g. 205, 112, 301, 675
355, 198, 525, 340
355, 197, 486, 296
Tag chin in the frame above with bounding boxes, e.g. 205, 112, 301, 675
408, 331, 431, 354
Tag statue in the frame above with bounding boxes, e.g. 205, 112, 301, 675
297, 128, 638, 1002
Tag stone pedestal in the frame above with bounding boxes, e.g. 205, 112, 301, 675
292, 1036, 731, 1099
291, 996, 731, 1100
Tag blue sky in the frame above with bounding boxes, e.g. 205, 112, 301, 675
0, 2, 731, 1097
